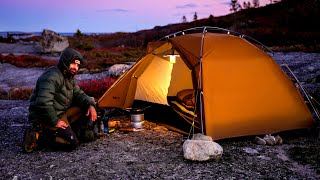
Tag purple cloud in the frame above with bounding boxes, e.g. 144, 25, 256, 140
97, 9, 130, 13
176, 3, 198, 9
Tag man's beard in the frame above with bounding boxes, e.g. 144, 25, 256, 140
69, 68, 78, 75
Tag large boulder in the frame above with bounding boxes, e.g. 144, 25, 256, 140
183, 133, 223, 161
39, 29, 69, 53
108, 64, 132, 77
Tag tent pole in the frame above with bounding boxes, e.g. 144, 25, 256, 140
282, 64, 320, 122
198, 27, 207, 135
282, 64, 320, 138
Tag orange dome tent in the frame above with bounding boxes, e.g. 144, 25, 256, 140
98, 27, 314, 140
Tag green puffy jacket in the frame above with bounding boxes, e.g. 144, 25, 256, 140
29, 48, 95, 127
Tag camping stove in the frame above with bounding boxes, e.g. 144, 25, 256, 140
128, 108, 144, 128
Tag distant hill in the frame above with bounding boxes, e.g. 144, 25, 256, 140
105, 0, 319, 51
4, 0, 318, 52
219, 0, 320, 47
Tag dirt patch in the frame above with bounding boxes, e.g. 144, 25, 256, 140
0, 100, 319, 179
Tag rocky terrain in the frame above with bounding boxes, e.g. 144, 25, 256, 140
0, 62, 132, 94
0, 44, 320, 179
0, 100, 320, 179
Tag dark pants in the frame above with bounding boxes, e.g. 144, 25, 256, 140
39, 107, 89, 150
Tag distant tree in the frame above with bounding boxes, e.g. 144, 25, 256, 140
207, 14, 216, 26
6, 33, 15, 43
230, 0, 242, 13
269, 0, 280, 3
243, 2, 247, 9
243, 1, 252, 9
75, 29, 83, 37
253, 0, 260, 7
193, 12, 198, 21
182, 15, 187, 23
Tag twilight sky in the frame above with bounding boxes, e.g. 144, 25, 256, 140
0, 0, 269, 33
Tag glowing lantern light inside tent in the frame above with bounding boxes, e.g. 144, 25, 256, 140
163, 49, 179, 64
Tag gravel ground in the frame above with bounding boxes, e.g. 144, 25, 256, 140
0, 100, 320, 179
1, 49, 320, 179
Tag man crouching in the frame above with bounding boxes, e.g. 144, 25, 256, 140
22, 48, 97, 152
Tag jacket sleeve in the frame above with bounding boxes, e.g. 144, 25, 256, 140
34, 74, 60, 126
73, 82, 96, 110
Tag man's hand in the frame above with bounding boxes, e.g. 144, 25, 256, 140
86, 105, 97, 121
56, 120, 68, 129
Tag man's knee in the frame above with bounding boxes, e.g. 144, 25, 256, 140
65, 107, 83, 124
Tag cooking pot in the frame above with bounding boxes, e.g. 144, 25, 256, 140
131, 121, 144, 128
131, 113, 144, 122
126, 107, 149, 128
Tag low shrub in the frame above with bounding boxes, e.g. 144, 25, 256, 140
1, 54, 56, 68
270, 44, 320, 52
0, 88, 8, 99
76, 41, 95, 51
0, 77, 116, 100
77, 47, 143, 71
78, 77, 117, 99
8, 87, 33, 100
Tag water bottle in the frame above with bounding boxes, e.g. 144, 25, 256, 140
103, 117, 109, 133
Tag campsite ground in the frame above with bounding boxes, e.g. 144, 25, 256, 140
1, 51, 320, 179
0, 100, 320, 179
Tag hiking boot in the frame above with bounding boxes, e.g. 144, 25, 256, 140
83, 129, 96, 142
22, 128, 39, 153
76, 128, 97, 143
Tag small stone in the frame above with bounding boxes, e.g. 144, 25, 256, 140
263, 134, 276, 145
275, 135, 283, 145
183, 139, 223, 161
192, 133, 213, 141
254, 136, 266, 145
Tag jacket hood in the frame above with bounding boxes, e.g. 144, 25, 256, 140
57, 48, 86, 75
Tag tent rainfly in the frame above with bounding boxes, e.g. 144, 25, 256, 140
98, 27, 314, 140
